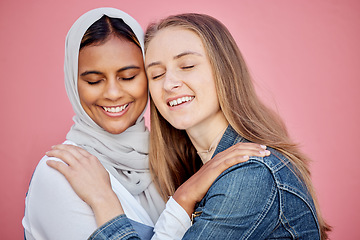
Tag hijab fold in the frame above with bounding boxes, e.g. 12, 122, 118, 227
64, 7, 164, 223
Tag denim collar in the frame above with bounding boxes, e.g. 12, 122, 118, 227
212, 125, 246, 158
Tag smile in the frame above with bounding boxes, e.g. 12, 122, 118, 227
168, 96, 194, 107
102, 104, 129, 113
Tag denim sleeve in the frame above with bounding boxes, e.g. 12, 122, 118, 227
183, 160, 279, 240
88, 215, 141, 240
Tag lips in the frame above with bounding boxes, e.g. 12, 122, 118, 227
102, 103, 129, 113
168, 96, 194, 107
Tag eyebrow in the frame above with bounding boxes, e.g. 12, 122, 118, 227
80, 65, 140, 76
146, 51, 202, 70
174, 51, 202, 59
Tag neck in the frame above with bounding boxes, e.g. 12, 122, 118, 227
186, 111, 228, 156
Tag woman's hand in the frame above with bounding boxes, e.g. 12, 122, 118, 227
46, 144, 124, 227
173, 143, 270, 217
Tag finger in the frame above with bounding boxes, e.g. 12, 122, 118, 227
52, 144, 91, 160
219, 144, 271, 158
230, 142, 268, 152
212, 143, 262, 160
212, 155, 252, 172
45, 149, 79, 166
52, 144, 87, 157
211, 149, 269, 165
46, 159, 70, 177
76, 147, 93, 158
232, 148, 271, 157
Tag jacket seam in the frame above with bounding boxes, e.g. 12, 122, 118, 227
242, 173, 278, 239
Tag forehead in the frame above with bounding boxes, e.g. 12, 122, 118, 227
145, 27, 205, 59
79, 36, 143, 67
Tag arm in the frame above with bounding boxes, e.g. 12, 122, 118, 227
88, 215, 139, 240
152, 143, 271, 239
46, 143, 270, 239
172, 143, 270, 217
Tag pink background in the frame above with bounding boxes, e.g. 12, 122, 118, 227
0, 0, 359, 239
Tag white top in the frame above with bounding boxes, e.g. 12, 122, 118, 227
23, 141, 190, 240
153, 197, 191, 239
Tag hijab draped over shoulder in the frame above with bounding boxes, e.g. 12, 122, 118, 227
64, 7, 164, 223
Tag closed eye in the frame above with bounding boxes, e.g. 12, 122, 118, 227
87, 80, 102, 85
182, 65, 194, 69
122, 75, 136, 81
152, 73, 165, 80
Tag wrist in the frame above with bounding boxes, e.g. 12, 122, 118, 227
173, 185, 197, 218
90, 191, 124, 227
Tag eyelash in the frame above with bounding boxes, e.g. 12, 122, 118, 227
182, 65, 194, 69
122, 75, 136, 81
151, 65, 194, 80
152, 73, 165, 80
86, 75, 136, 84
87, 80, 101, 85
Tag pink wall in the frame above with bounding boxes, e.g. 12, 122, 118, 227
0, 0, 359, 238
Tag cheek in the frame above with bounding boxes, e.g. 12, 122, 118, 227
129, 78, 148, 108
149, 81, 162, 101
78, 87, 97, 106
78, 84, 92, 106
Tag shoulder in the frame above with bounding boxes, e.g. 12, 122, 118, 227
193, 159, 280, 238
209, 158, 277, 200
211, 148, 300, 197
25, 144, 82, 209
200, 153, 291, 218
24, 140, 88, 215
23, 141, 97, 239
27, 140, 78, 195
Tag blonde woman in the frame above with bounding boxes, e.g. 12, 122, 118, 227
145, 13, 330, 239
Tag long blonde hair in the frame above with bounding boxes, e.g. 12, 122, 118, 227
145, 13, 330, 239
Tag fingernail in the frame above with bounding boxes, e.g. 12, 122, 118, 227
260, 145, 267, 149
260, 150, 266, 155
242, 155, 249, 160
265, 150, 271, 155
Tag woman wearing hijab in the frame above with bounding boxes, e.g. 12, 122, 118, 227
23, 8, 267, 240
22, 8, 162, 239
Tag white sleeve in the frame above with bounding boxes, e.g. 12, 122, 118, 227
22, 155, 98, 240
152, 197, 191, 240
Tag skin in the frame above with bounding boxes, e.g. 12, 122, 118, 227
78, 36, 148, 134
146, 27, 228, 158
46, 29, 271, 228
146, 26, 271, 215
50, 35, 148, 226
48, 145, 123, 226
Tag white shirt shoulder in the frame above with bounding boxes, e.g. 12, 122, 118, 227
22, 141, 97, 240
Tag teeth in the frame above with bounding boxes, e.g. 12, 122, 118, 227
169, 96, 194, 107
103, 104, 128, 113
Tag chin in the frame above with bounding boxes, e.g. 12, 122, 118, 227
104, 127, 127, 135
169, 120, 193, 131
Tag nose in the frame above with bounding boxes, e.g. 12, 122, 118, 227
163, 70, 183, 92
103, 78, 123, 100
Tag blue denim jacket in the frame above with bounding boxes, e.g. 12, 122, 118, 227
90, 125, 321, 239
88, 216, 152, 240
183, 125, 321, 239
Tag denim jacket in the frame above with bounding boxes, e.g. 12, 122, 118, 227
183, 125, 321, 239
90, 125, 321, 239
